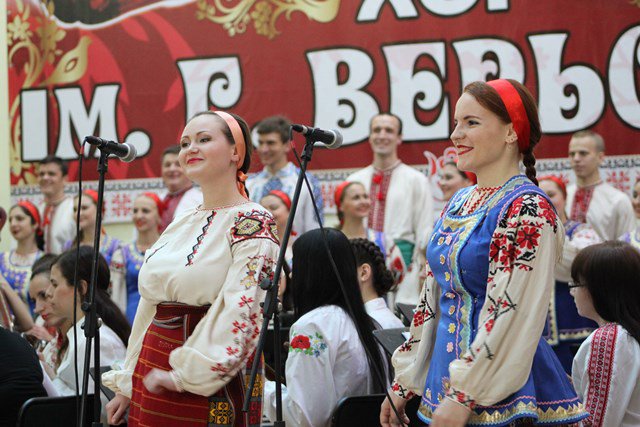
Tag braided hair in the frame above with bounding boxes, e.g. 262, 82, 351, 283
350, 238, 395, 297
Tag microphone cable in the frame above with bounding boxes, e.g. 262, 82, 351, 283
290, 144, 409, 427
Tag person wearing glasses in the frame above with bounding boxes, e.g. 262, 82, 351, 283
380, 80, 588, 426
570, 241, 640, 427
538, 176, 601, 373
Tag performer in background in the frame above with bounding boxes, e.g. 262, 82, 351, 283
619, 177, 640, 251
381, 79, 587, 426
260, 189, 295, 266
335, 181, 386, 252
160, 145, 202, 231
437, 160, 475, 205
38, 156, 75, 254
120, 192, 163, 323
538, 176, 599, 373
103, 111, 279, 427
571, 241, 640, 427
0, 201, 44, 312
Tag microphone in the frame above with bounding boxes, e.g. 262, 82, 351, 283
291, 124, 343, 149
84, 136, 137, 162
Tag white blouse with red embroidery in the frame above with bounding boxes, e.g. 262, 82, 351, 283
572, 323, 640, 427
102, 202, 279, 398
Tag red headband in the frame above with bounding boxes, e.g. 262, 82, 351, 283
17, 200, 42, 228
267, 190, 292, 211
84, 189, 99, 204
538, 175, 567, 199
486, 79, 531, 152
140, 192, 166, 217
212, 110, 248, 199
334, 181, 354, 211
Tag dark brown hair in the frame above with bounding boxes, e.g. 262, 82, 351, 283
571, 241, 640, 344
255, 115, 291, 143
463, 79, 541, 185
351, 238, 395, 296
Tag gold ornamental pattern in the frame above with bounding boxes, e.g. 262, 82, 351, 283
195, 0, 340, 39
8, 0, 91, 185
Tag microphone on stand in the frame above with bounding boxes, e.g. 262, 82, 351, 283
84, 136, 137, 162
291, 124, 343, 149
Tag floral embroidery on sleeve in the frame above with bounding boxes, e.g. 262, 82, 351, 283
289, 332, 327, 357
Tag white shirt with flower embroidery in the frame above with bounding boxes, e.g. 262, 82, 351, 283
263, 305, 373, 427
102, 202, 279, 398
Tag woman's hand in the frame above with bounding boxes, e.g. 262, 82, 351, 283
106, 393, 130, 425
143, 368, 179, 394
37, 350, 56, 380
380, 392, 410, 427
430, 397, 472, 427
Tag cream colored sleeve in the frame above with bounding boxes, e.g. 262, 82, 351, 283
168, 236, 278, 396
448, 194, 563, 407
102, 296, 156, 398
108, 247, 127, 315
390, 261, 440, 399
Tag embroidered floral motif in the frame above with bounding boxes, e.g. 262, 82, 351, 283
186, 212, 216, 266
230, 210, 278, 246
241, 255, 276, 289
446, 386, 476, 410
289, 332, 327, 357
391, 381, 415, 399
585, 323, 617, 427
571, 186, 595, 223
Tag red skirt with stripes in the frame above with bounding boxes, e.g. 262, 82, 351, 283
129, 302, 263, 427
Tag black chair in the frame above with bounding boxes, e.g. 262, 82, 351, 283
331, 393, 386, 426
17, 394, 95, 427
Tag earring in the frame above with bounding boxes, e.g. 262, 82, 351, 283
506, 134, 517, 144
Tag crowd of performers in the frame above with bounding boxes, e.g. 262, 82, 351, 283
0, 79, 639, 427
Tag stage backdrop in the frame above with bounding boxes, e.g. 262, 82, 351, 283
7, 0, 640, 222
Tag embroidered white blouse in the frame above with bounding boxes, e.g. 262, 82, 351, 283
39, 196, 75, 254
263, 305, 374, 427
102, 202, 279, 398
572, 323, 640, 427
365, 297, 404, 329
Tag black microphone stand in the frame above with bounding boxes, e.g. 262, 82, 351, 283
243, 130, 319, 426
79, 147, 109, 426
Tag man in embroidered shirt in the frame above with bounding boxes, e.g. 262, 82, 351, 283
37, 156, 75, 254
566, 130, 634, 241
246, 115, 324, 233
347, 113, 433, 305
160, 145, 202, 230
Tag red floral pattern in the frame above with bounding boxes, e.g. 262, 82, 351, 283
290, 335, 310, 350
585, 323, 618, 427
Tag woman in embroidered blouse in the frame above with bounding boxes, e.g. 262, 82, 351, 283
0, 201, 45, 313
570, 241, 640, 427
538, 176, 600, 373
103, 111, 279, 427
438, 160, 476, 203
619, 177, 640, 250
351, 237, 404, 329
119, 192, 163, 324
380, 79, 588, 427
263, 228, 388, 427
335, 181, 386, 251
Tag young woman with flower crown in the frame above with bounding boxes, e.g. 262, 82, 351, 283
103, 111, 279, 427
380, 79, 589, 426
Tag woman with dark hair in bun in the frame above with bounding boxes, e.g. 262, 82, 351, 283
103, 111, 279, 426
382, 79, 588, 426
0, 201, 45, 313
351, 238, 403, 329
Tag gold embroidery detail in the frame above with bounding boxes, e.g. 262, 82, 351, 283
445, 272, 451, 281
448, 323, 456, 334
439, 254, 445, 264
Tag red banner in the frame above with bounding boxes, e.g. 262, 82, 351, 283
7, 0, 640, 202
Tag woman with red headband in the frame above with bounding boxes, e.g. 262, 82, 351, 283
119, 192, 163, 324
64, 189, 123, 265
619, 177, 640, 251
0, 201, 44, 314
260, 189, 294, 263
438, 160, 476, 204
334, 181, 386, 252
103, 111, 279, 426
538, 176, 600, 374
381, 79, 588, 426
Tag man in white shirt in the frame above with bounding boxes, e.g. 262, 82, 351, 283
38, 156, 75, 254
160, 145, 202, 230
566, 130, 635, 241
347, 113, 433, 305
246, 116, 323, 234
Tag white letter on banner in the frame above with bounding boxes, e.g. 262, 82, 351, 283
177, 57, 242, 121
453, 38, 524, 89
307, 49, 378, 145
356, 0, 418, 21
420, 0, 476, 16
54, 85, 120, 159
529, 33, 605, 133
383, 43, 448, 140
486, 0, 509, 11
21, 89, 48, 161
609, 25, 640, 129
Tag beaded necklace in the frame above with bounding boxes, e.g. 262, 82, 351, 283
460, 186, 501, 215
